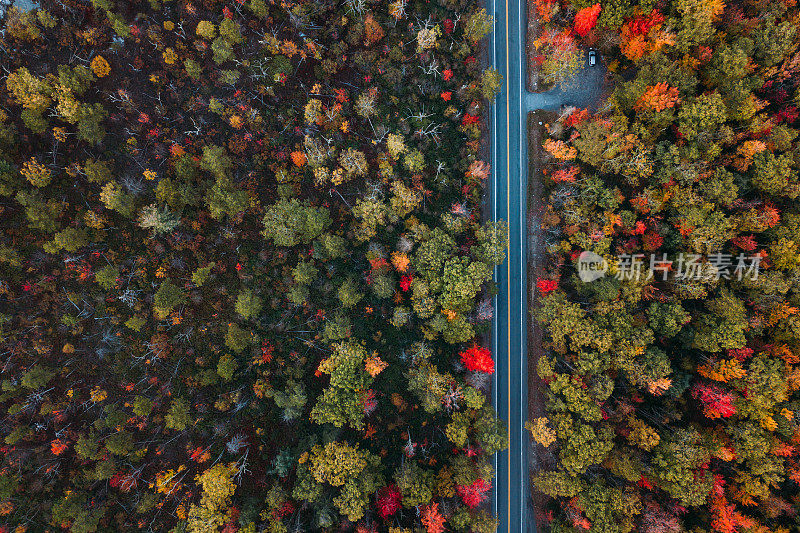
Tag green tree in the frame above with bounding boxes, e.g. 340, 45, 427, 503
311, 342, 373, 429
76, 103, 107, 144
463, 9, 494, 43
674, 0, 717, 52
219, 18, 244, 43
646, 302, 690, 338
532, 471, 584, 497
20, 108, 48, 133
217, 353, 238, 381
676, 91, 727, 141
22, 365, 56, 389
650, 428, 712, 506
304, 442, 383, 521
370, 272, 395, 299
206, 177, 248, 220
225, 323, 252, 353
578, 481, 640, 533
173, 153, 200, 181
439, 256, 492, 312
559, 422, 614, 475
698, 167, 739, 207
480, 68, 502, 101
394, 461, 435, 508
389, 180, 422, 219
200, 145, 233, 178
100, 182, 135, 218
474, 406, 509, 454
265, 380, 307, 421
323, 310, 351, 342
414, 228, 457, 277
403, 149, 426, 173
752, 15, 797, 66
536, 292, 614, 354
165, 397, 192, 430
351, 198, 388, 242
43, 228, 88, 254
262, 199, 331, 247
15, 190, 63, 232
0, 245, 21, 268
105, 431, 134, 456
337, 278, 363, 309
6, 67, 51, 114
6, 7, 44, 41
407, 362, 451, 412
235, 289, 263, 320
196, 20, 216, 39
184, 58, 202, 80
95, 265, 120, 290
541, 46, 584, 89
314, 233, 347, 260
446, 411, 471, 447
309, 442, 367, 486
192, 263, 215, 286
132, 396, 153, 417
247, 0, 268, 17
211, 37, 234, 64
691, 289, 748, 351
57, 64, 93, 95
51, 492, 105, 533
0, 160, 20, 196
84, 159, 112, 183
751, 151, 798, 198
292, 260, 318, 285
209, 19, 243, 65
154, 279, 186, 319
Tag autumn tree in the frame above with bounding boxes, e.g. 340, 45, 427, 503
263, 199, 331, 247
311, 342, 373, 429
187, 463, 238, 532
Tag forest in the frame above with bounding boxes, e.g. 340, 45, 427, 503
0, 0, 508, 532
532, 0, 800, 530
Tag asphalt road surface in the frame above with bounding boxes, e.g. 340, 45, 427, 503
487, 1, 605, 531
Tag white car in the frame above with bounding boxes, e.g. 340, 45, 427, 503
588, 49, 598, 67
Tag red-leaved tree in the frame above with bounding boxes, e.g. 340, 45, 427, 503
460, 344, 495, 374
692, 383, 737, 418
537, 278, 558, 294
574, 4, 601, 37
375, 485, 402, 518
457, 478, 491, 508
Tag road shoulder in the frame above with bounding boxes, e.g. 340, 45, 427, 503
526, 109, 558, 531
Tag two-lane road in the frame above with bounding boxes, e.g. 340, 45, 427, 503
487, 0, 606, 531
488, 0, 528, 530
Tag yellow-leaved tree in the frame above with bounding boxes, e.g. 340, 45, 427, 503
187, 463, 238, 533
